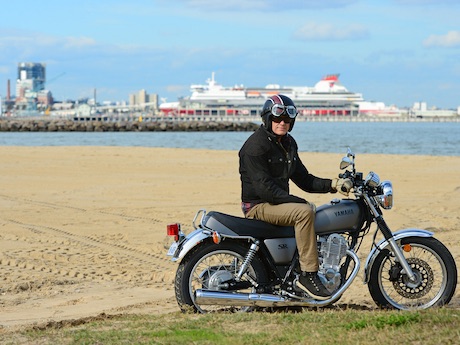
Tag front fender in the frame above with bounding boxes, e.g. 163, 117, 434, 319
363, 228, 434, 284
170, 228, 212, 262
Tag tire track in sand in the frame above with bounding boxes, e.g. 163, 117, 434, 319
0, 193, 163, 224
0, 193, 177, 295
1, 218, 176, 287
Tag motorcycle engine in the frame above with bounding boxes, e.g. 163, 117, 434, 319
318, 234, 348, 292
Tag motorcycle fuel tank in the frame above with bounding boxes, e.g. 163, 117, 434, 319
315, 199, 364, 235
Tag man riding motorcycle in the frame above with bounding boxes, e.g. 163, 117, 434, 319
238, 94, 352, 300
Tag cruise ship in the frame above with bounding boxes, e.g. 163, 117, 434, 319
159, 73, 398, 118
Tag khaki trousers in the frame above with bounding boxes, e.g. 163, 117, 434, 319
246, 202, 318, 272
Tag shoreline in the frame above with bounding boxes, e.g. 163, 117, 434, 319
0, 145, 456, 157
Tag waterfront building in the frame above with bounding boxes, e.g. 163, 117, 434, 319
129, 89, 159, 112
15, 62, 53, 114
17, 62, 46, 93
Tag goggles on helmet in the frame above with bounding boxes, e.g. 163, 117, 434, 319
271, 104, 297, 118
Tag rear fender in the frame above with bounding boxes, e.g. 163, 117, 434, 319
170, 229, 212, 262
363, 228, 433, 284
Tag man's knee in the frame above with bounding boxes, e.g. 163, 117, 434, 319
293, 202, 316, 220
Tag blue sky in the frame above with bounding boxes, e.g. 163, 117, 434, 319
1, 0, 459, 108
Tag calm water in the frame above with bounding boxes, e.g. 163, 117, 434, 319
0, 121, 458, 156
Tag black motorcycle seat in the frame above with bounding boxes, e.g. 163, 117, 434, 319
207, 211, 295, 238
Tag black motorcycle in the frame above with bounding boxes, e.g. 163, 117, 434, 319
166, 148, 457, 312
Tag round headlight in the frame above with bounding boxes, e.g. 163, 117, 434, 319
376, 180, 393, 209
365, 171, 380, 188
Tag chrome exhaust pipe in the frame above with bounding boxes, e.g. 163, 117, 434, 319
195, 290, 292, 308
195, 250, 360, 308
195, 289, 333, 307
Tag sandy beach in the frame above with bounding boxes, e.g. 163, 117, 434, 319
0, 146, 459, 331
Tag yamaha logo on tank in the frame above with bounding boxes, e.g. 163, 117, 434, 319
334, 209, 354, 217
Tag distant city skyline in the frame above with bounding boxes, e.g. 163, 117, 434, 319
1, 0, 460, 109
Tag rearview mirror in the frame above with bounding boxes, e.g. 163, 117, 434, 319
340, 157, 353, 170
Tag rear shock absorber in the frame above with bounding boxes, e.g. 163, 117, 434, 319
236, 241, 259, 281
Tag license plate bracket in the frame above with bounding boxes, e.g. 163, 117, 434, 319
167, 242, 178, 256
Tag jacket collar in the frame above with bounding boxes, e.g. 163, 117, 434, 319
261, 125, 291, 146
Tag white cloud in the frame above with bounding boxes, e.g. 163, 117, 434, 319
0, 31, 96, 51
62, 36, 97, 49
166, 85, 188, 94
0, 34, 37, 48
395, 0, 459, 5
423, 31, 460, 48
293, 22, 369, 41
173, 0, 356, 11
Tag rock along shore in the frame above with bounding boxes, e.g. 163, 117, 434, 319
0, 119, 259, 132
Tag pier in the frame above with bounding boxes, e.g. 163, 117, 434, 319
0, 112, 458, 132
0, 118, 259, 132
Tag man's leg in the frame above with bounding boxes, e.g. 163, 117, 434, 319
246, 202, 318, 271
246, 202, 331, 300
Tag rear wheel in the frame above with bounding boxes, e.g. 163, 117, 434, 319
175, 241, 268, 313
368, 237, 457, 310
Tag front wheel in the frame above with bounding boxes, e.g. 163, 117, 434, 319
368, 236, 457, 310
174, 241, 268, 313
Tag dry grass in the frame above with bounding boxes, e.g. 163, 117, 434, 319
1, 307, 459, 345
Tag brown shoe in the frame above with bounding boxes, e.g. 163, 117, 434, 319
296, 271, 331, 301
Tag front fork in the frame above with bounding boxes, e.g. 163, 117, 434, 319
364, 195, 416, 282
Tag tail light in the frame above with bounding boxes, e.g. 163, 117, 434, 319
167, 223, 180, 242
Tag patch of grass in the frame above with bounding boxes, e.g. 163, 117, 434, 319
345, 312, 422, 330
2, 308, 459, 345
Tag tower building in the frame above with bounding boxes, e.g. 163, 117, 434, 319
15, 62, 52, 113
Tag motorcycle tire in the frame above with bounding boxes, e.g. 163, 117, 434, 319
174, 241, 269, 313
368, 236, 457, 310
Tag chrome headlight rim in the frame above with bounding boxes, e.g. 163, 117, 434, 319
365, 171, 380, 188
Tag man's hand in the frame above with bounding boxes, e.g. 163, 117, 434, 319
331, 178, 353, 196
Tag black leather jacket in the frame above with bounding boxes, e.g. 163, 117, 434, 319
239, 125, 333, 205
